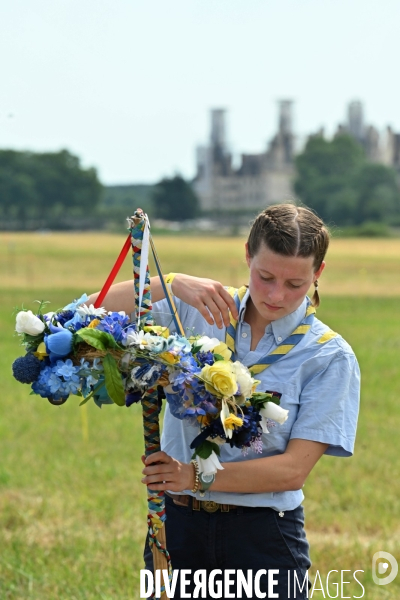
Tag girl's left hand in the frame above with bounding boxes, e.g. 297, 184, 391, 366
141, 451, 194, 492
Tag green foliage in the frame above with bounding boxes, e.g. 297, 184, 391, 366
251, 392, 278, 410
353, 163, 400, 224
75, 329, 118, 351
98, 184, 155, 229
152, 175, 200, 221
102, 353, 125, 406
193, 439, 221, 459
295, 135, 400, 226
0, 149, 103, 230
101, 184, 154, 212
337, 221, 392, 238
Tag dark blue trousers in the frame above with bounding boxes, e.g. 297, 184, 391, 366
144, 494, 311, 599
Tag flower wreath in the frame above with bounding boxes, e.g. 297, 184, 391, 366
12, 294, 288, 474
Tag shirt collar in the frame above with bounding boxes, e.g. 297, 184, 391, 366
238, 289, 309, 344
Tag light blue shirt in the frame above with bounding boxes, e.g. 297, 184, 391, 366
152, 290, 360, 511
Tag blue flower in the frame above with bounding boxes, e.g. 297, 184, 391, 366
55, 310, 75, 327
166, 335, 191, 355
96, 313, 130, 343
125, 389, 143, 407
45, 324, 73, 360
165, 391, 188, 420
12, 354, 42, 384
48, 372, 63, 394
55, 359, 79, 379
92, 358, 102, 370
63, 294, 88, 311
62, 312, 85, 330
77, 358, 103, 396
228, 405, 262, 449
178, 354, 200, 372
197, 351, 214, 366
130, 363, 164, 390
31, 366, 54, 398
30, 361, 76, 402
59, 378, 80, 395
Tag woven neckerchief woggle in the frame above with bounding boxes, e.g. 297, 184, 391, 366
225, 285, 316, 375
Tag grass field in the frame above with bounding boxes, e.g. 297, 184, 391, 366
2, 232, 400, 296
1, 233, 399, 599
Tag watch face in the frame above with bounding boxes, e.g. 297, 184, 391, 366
202, 473, 214, 483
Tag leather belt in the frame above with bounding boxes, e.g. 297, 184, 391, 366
166, 492, 239, 513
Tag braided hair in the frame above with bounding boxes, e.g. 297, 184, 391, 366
247, 204, 330, 307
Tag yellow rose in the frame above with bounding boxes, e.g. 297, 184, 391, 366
200, 361, 238, 397
212, 342, 232, 361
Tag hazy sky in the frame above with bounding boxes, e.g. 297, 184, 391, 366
1, 0, 399, 184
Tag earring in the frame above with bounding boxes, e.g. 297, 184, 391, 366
314, 280, 319, 290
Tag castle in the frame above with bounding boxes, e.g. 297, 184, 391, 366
336, 101, 400, 169
193, 101, 400, 212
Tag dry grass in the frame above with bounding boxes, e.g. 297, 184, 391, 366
1, 232, 400, 296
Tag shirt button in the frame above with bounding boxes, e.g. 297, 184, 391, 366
241, 332, 248, 338
277, 336, 282, 342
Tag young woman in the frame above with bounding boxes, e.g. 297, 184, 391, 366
88, 204, 360, 599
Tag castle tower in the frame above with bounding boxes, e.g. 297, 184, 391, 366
270, 100, 295, 165
347, 101, 364, 141
278, 100, 293, 136
210, 109, 227, 150
209, 108, 231, 176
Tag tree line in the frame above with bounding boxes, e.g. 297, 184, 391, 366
0, 149, 102, 229
1, 137, 399, 231
294, 135, 400, 227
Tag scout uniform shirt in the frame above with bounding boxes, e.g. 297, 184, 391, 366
152, 290, 360, 512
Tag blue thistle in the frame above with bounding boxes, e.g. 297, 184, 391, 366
12, 354, 43, 384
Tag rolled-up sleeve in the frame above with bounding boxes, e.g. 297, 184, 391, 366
289, 350, 361, 457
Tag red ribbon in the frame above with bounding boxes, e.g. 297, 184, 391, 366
93, 233, 132, 308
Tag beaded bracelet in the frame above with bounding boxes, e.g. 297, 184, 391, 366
190, 459, 200, 494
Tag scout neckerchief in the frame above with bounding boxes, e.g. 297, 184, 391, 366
225, 285, 335, 375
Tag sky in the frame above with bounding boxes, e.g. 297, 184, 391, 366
1, 0, 399, 185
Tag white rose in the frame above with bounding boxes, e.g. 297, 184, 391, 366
196, 451, 224, 476
15, 310, 45, 336
196, 336, 221, 353
231, 361, 255, 399
259, 402, 289, 425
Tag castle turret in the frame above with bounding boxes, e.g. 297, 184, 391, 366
210, 109, 227, 150
209, 109, 231, 176
278, 100, 293, 136
268, 100, 295, 166
347, 100, 365, 142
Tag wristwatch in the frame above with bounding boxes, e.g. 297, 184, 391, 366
199, 472, 215, 497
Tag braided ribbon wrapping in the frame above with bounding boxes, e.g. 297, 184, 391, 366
130, 211, 154, 328
129, 209, 172, 600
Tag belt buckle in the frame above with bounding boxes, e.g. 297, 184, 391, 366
202, 500, 219, 513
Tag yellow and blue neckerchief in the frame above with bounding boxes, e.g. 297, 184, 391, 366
225, 286, 336, 375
